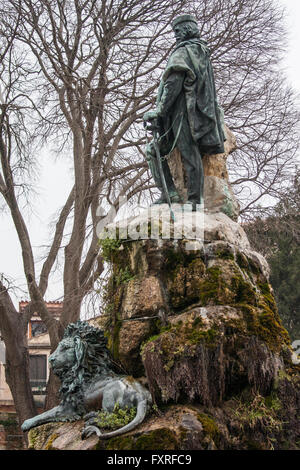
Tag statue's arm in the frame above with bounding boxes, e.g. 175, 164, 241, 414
156, 72, 184, 117
143, 72, 184, 124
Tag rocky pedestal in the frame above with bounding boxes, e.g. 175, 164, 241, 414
29, 208, 300, 450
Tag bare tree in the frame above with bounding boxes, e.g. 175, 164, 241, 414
0, 15, 45, 425
244, 170, 300, 256
0, 0, 185, 419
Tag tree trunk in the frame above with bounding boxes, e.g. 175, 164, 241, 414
44, 369, 61, 410
5, 348, 37, 424
0, 292, 36, 430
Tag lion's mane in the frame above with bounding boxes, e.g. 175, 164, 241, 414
57, 321, 117, 416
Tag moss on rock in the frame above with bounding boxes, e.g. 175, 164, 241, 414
197, 413, 221, 445
28, 422, 64, 450
141, 315, 219, 367
44, 433, 59, 450
240, 304, 290, 352
99, 238, 123, 263
105, 428, 178, 450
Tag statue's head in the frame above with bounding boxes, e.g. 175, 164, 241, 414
49, 336, 77, 373
49, 320, 116, 386
172, 14, 199, 42
48, 321, 118, 415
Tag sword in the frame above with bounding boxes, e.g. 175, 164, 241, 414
144, 117, 175, 222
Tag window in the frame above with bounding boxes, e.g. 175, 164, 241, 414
31, 321, 47, 337
29, 355, 47, 392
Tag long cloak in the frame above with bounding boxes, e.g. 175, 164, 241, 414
157, 38, 226, 155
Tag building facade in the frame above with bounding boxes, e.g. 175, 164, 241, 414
0, 301, 63, 411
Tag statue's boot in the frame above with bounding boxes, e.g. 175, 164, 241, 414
185, 197, 203, 211
151, 190, 183, 205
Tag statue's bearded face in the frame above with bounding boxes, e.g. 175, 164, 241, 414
173, 21, 199, 42
173, 24, 186, 42
49, 338, 76, 373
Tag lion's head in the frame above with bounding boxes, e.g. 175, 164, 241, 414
49, 321, 117, 415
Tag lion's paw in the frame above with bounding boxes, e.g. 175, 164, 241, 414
81, 425, 102, 440
83, 411, 98, 420
21, 420, 31, 432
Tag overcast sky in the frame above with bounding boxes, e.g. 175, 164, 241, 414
280, 0, 300, 94
1, 0, 300, 310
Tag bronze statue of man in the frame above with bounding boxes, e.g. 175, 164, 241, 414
144, 14, 225, 208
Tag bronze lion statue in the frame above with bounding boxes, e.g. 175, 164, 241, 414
21, 321, 152, 439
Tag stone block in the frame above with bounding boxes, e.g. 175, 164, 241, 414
121, 276, 165, 319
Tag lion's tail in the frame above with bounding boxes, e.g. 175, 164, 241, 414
99, 398, 148, 439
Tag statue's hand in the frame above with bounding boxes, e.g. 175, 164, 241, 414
143, 110, 158, 122
146, 141, 155, 160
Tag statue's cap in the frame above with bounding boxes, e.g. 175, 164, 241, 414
172, 14, 198, 29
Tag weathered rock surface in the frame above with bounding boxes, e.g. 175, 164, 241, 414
98, 209, 276, 379
167, 125, 240, 220
104, 207, 251, 249
28, 421, 99, 450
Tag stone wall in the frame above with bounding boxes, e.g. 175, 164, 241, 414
0, 412, 25, 450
